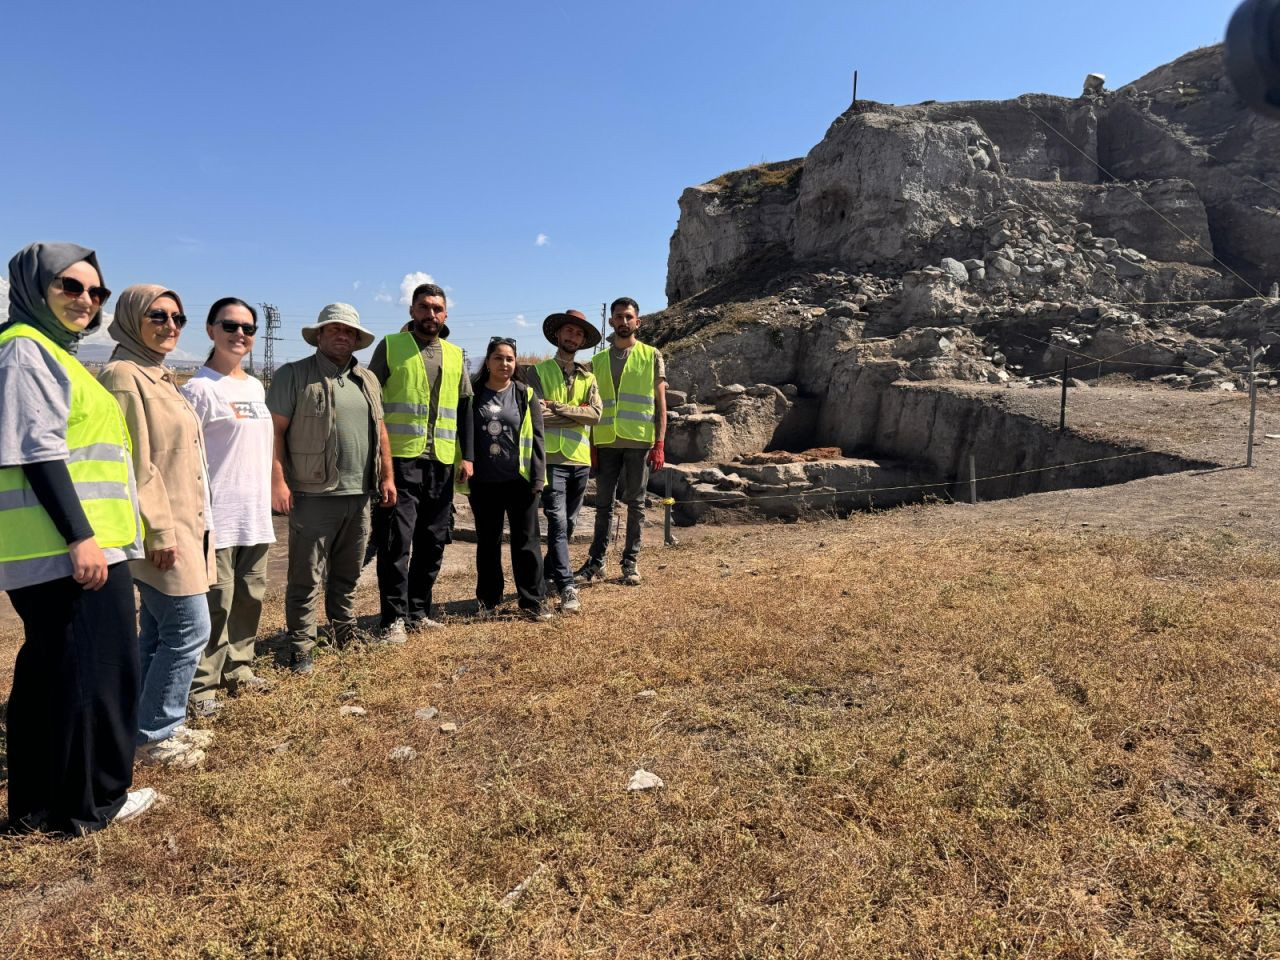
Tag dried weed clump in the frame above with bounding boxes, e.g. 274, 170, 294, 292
2, 523, 1279, 958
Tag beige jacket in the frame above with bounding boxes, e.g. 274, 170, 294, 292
99, 289, 217, 597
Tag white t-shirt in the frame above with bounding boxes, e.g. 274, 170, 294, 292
182, 367, 276, 549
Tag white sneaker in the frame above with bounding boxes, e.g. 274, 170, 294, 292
560, 585, 582, 613
172, 724, 215, 749
112, 788, 158, 824
137, 738, 206, 770
375, 618, 408, 645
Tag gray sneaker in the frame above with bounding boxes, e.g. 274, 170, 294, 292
575, 561, 605, 585
622, 565, 641, 586
375, 619, 408, 645
407, 616, 444, 631
188, 696, 222, 719
522, 606, 555, 622
137, 738, 205, 770
172, 724, 215, 749
560, 584, 582, 613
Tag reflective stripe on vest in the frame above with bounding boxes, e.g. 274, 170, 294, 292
534, 358, 593, 466
455, 385, 536, 494
383, 333, 463, 462
0, 325, 140, 577
592, 342, 656, 445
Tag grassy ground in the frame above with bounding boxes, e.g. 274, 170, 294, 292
2, 517, 1279, 958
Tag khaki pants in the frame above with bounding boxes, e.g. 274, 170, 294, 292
285, 493, 371, 656
190, 542, 270, 701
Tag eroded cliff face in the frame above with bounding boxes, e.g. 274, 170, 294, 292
649, 44, 1280, 486
665, 45, 1270, 304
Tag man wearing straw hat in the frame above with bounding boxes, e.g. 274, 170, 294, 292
525, 309, 602, 614
267, 303, 395, 673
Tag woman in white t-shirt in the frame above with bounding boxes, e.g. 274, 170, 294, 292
181, 298, 276, 715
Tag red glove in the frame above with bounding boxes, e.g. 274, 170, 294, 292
647, 440, 665, 472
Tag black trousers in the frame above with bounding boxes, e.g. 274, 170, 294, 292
468, 479, 544, 611
6, 562, 139, 835
375, 456, 454, 625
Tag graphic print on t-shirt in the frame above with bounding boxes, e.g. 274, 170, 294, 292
230, 400, 271, 420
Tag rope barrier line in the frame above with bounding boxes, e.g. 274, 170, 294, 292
666, 450, 1157, 506
1021, 106, 1266, 300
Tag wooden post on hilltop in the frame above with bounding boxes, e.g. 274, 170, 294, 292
1059, 355, 1069, 431
852, 70, 858, 105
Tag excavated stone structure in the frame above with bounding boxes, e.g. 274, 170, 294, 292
646, 44, 1278, 521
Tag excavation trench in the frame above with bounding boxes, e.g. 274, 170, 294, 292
654, 381, 1214, 524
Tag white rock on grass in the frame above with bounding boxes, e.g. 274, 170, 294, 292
388, 746, 417, 762
627, 769, 665, 792
339, 705, 367, 717
415, 706, 440, 721
439, 722, 458, 734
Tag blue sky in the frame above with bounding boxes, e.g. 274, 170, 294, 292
0, 0, 1240, 363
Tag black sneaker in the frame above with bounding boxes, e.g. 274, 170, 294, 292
575, 561, 605, 585
289, 653, 314, 675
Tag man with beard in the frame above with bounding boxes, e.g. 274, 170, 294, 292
367, 283, 474, 637
525, 309, 602, 613
267, 304, 396, 673
575, 297, 667, 587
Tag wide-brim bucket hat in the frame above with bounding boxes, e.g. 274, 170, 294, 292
303, 302, 376, 351
543, 308, 601, 349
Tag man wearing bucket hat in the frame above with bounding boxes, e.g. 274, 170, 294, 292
266, 303, 396, 673
524, 309, 602, 613
367, 282, 474, 638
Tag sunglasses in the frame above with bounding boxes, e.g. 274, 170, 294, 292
146, 309, 188, 328
218, 321, 258, 336
489, 336, 518, 349
52, 276, 111, 305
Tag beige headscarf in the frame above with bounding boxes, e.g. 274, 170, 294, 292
109, 284, 185, 366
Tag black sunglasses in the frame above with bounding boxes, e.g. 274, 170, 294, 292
146, 309, 188, 328
52, 276, 111, 305
489, 336, 518, 349
218, 321, 258, 336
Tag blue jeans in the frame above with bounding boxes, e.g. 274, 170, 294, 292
542, 464, 590, 591
135, 582, 210, 746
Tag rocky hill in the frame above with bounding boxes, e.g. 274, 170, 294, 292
645, 45, 1280, 503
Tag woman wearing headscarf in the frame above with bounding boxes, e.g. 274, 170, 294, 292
0, 242, 153, 834
99, 285, 217, 769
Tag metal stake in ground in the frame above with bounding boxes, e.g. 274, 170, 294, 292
663, 470, 676, 546
968, 453, 978, 505
1248, 344, 1268, 467
1059, 354, 1069, 431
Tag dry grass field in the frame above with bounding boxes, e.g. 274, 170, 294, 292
2, 514, 1279, 958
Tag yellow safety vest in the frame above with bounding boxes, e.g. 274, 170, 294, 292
0, 324, 140, 582
383, 332, 463, 463
592, 342, 656, 445
534, 358, 593, 466
456, 384, 536, 494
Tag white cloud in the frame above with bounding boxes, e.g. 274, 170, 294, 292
399, 271, 436, 306
373, 286, 393, 303
352, 280, 363, 291
535, 233, 550, 247
514, 314, 530, 327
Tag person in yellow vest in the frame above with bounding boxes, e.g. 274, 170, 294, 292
0, 242, 155, 834
266, 304, 396, 673
576, 297, 667, 586
461, 337, 548, 620
525, 309, 601, 613
367, 282, 474, 637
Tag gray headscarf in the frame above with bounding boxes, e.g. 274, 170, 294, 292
4, 242, 106, 352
